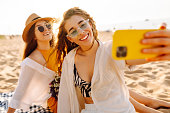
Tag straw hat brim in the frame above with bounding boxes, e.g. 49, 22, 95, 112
22, 17, 54, 42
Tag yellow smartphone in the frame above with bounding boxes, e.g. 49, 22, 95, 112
112, 29, 159, 60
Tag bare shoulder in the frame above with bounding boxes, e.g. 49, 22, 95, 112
28, 50, 46, 65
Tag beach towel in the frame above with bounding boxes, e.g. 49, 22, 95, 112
0, 92, 52, 113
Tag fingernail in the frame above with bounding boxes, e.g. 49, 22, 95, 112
142, 39, 147, 44
147, 57, 160, 61
146, 58, 151, 61
146, 58, 155, 61
145, 33, 150, 37
142, 49, 148, 53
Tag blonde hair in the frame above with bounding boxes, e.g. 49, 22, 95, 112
55, 7, 98, 76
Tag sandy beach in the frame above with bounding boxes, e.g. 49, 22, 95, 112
0, 35, 24, 93
0, 31, 170, 112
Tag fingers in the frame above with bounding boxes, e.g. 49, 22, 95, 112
141, 38, 170, 46
146, 54, 170, 61
141, 24, 170, 61
144, 30, 170, 38
141, 34, 170, 61
142, 46, 170, 54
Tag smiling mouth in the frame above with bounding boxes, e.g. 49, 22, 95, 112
79, 33, 89, 41
43, 32, 50, 36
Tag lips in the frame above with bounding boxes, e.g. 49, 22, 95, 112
79, 33, 89, 41
43, 32, 50, 36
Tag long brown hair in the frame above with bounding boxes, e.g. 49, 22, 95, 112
55, 7, 98, 76
22, 21, 55, 60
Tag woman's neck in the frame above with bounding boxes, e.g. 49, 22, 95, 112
77, 40, 99, 56
37, 41, 51, 50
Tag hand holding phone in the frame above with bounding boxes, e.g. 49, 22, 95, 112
112, 29, 159, 60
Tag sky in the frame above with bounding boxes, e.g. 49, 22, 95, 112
0, 0, 170, 35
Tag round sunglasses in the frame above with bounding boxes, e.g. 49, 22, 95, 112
37, 24, 52, 32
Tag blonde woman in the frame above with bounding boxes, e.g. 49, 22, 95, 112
56, 7, 170, 113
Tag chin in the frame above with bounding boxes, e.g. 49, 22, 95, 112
44, 36, 52, 40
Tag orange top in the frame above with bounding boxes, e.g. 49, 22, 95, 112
38, 48, 57, 72
38, 48, 58, 113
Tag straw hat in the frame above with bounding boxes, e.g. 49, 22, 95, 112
22, 13, 55, 42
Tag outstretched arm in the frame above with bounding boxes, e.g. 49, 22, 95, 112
129, 89, 170, 110
129, 96, 162, 113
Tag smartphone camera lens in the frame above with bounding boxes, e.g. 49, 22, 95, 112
116, 46, 127, 57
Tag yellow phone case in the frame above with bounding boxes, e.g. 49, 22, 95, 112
112, 29, 158, 60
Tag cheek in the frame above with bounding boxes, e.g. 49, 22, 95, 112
66, 37, 74, 43
86, 28, 93, 38
35, 32, 42, 39
49, 29, 53, 33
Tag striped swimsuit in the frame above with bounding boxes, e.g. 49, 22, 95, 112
74, 64, 91, 97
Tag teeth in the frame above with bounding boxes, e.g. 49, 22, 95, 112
44, 33, 49, 36
80, 35, 88, 41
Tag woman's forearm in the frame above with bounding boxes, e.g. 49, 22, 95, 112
130, 89, 170, 109
129, 97, 162, 113
129, 89, 151, 105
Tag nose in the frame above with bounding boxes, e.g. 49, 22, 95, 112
77, 27, 85, 35
44, 26, 49, 31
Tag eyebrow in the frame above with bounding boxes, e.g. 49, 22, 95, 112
36, 25, 41, 27
68, 20, 84, 32
35, 22, 48, 27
